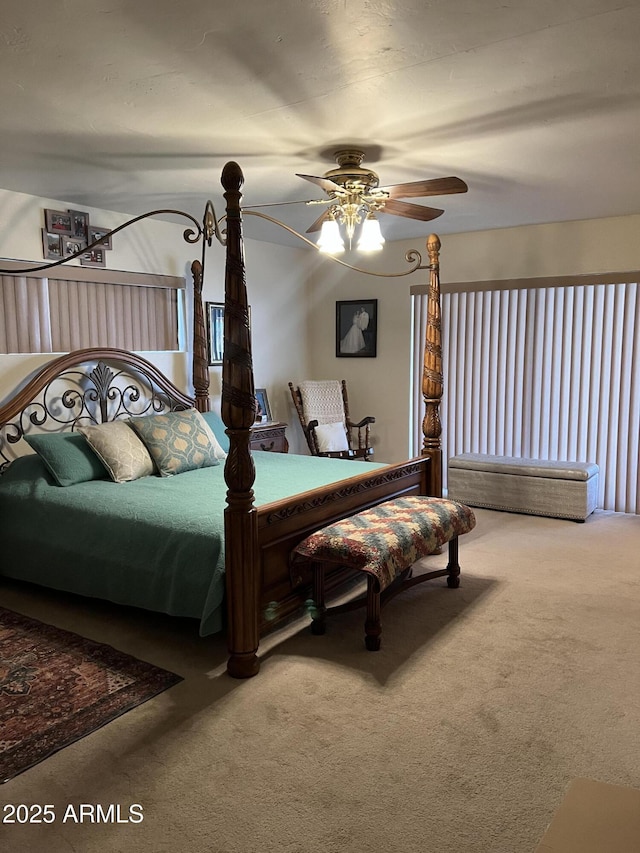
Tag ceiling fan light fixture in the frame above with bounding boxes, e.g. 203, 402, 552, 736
297, 148, 467, 252
317, 214, 345, 254
357, 213, 385, 252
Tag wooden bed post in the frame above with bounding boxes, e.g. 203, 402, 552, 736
421, 233, 443, 497
191, 258, 210, 413
221, 161, 261, 678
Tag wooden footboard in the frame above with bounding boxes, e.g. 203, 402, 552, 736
256, 456, 430, 631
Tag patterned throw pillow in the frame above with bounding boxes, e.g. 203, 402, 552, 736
79, 421, 156, 483
24, 431, 108, 487
129, 409, 225, 477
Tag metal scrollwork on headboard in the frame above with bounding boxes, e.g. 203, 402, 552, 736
0, 347, 194, 471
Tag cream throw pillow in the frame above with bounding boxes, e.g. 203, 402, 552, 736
79, 421, 155, 483
314, 421, 349, 453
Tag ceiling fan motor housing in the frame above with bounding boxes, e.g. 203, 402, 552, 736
323, 149, 380, 191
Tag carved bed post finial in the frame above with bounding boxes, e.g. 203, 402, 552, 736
422, 233, 443, 496
191, 259, 210, 413
220, 161, 260, 679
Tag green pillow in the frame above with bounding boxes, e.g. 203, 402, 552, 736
129, 409, 225, 477
200, 410, 230, 453
24, 431, 108, 487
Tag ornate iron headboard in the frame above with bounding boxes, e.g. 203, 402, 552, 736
0, 347, 194, 472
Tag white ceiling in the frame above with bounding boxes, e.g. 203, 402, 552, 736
1, 0, 640, 248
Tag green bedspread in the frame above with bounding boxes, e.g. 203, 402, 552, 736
0, 451, 385, 635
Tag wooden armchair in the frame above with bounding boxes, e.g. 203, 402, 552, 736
288, 380, 375, 460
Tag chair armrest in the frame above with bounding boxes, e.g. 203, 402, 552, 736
348, 416, 376, 429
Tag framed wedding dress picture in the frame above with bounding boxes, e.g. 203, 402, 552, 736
336, 299, 377, 358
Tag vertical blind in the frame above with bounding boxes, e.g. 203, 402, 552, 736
1, 268, 182, 354
412, 277, 640, 514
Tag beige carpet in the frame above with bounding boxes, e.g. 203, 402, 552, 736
1, 508, 639, 852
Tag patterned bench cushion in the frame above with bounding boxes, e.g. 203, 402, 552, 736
292, 495, 476, 591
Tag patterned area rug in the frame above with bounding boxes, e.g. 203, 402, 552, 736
0, 606, 182, 783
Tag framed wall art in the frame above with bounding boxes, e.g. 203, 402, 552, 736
41, 208, 114, 263
336, 299, 378, 358
206, 301, 224, 365
69, 210, 89, 242
44, 209, 72, 235
80, 247, 106, 268
88, 226, 112, 250
62, 237, 87, 258
42, 229, 62, 260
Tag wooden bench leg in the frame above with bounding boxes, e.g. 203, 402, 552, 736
310, 562, 327, 635
365, 576, 382, 651
446, 536, 461, 588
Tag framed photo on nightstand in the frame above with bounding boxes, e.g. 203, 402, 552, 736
254, 388, 272, 424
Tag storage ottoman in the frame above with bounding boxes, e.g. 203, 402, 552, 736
447, 454, 599, 521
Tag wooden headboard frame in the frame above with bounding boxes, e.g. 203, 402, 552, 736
0, 347, 194, 470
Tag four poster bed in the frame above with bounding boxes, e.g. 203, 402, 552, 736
0, 162, 445, 678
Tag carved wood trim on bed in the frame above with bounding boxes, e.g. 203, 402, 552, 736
220, 161, 261, 679
257, 456, 430, 628
191, 258, 211, 413
421, 233, 444, 497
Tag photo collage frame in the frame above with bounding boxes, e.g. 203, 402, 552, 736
42, 208, 114, 267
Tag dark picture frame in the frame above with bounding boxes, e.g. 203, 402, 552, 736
336, 299, 378, 358
254, 388, 272, 424
62, 236, 87, 258
80, 247, 106, 268
88, 226, 112, 250
69, 209, 90, 242
206, 301, 224, 365
44, 209, 72, 235
42, 229, 62, 260
41, 208, 113, 261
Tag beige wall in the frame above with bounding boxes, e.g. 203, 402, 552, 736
305, 245, 426, 463
0, 189, 312, 454
439, 214, 640, 282
306, 214, 640, 464
3, 189, 640, 464
204, 238, 313, 455
0, 188, 192, 278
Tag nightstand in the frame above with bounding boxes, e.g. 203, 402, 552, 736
250, 421, 288, 453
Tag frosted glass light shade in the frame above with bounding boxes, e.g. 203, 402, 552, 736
357, 215, 385, 252
317, 219, 345, 254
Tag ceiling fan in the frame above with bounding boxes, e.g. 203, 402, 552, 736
294, 148, 468, 251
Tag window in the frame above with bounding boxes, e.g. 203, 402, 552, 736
0, 264, 184, 354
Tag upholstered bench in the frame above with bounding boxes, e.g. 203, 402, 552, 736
447, 454, 599, 522
291, 495, 476, 650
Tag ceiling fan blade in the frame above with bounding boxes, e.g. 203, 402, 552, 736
306, 208, 332, 234
377, 176, 468, 199
381, 199, 444, 221
296, 173, 344, 194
